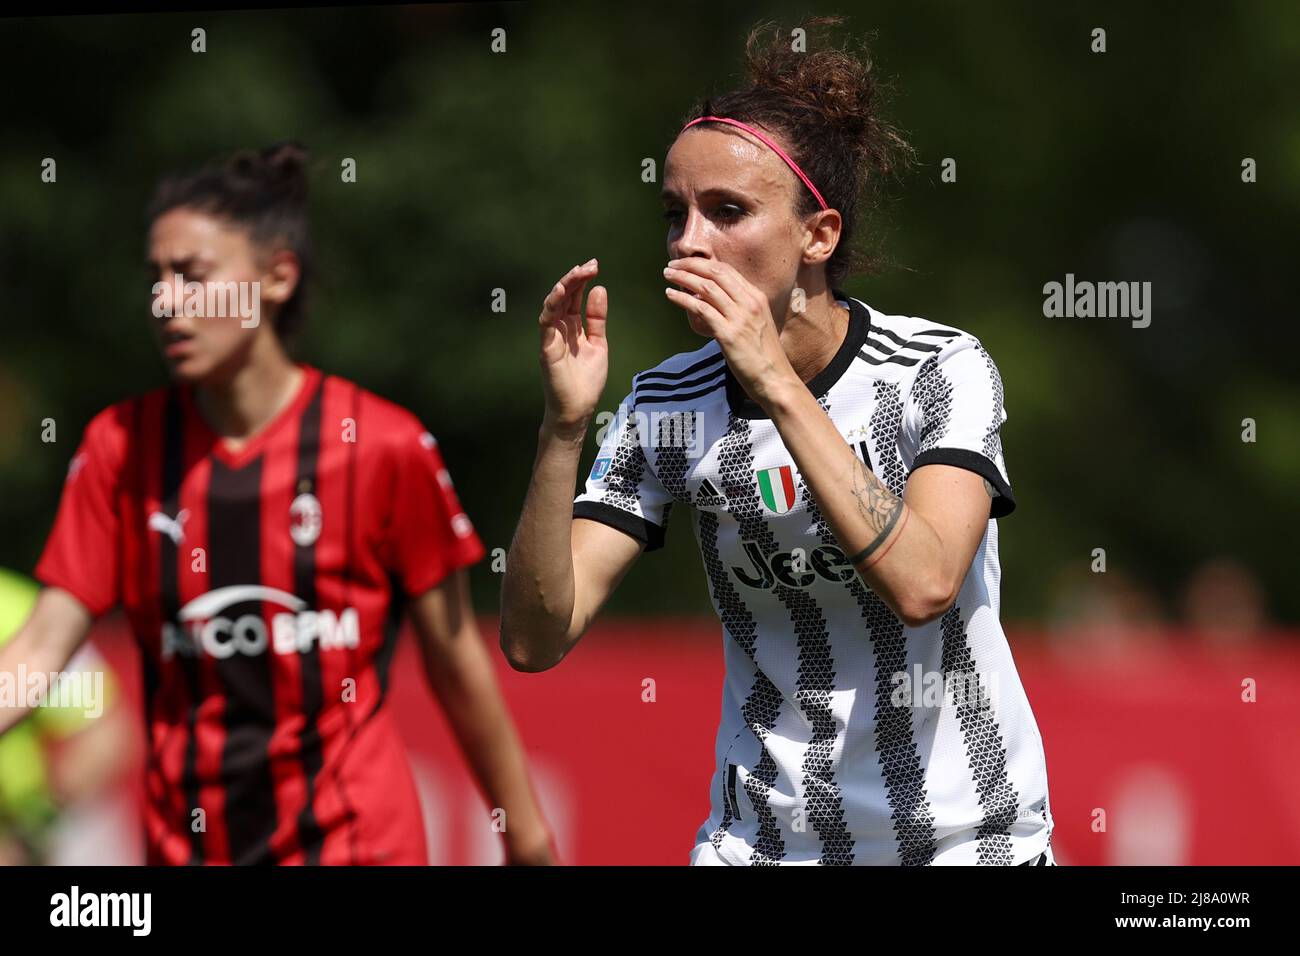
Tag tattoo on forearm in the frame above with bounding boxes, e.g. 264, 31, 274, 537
847, 459, 905, 566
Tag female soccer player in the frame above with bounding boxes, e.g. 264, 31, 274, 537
500, 19, 1055, 865
0, 143, 553, 865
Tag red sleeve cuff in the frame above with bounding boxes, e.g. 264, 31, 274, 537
399, 533, 486, 599
32, 563, 111, 618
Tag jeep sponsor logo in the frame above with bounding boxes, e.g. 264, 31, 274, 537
731, 541, 856, 590
161, 585, 359, 660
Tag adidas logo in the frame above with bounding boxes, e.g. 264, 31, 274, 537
695, 477, 726, 507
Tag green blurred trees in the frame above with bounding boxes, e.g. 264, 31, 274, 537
2, 2, 1296, 623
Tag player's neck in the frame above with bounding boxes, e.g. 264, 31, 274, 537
777, 291, 849, 386
194, 340, 304, 444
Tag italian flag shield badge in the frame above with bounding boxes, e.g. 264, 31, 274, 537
756, 465, 797, 514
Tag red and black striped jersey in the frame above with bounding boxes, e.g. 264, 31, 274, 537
35, 364, 485, 865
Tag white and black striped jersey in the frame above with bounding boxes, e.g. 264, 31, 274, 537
574, 293, 1054, 865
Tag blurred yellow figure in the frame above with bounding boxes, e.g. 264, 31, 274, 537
0, 568, 129, 864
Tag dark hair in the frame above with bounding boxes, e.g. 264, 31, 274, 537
678, 16, 913, 287
146, 141, 312, 340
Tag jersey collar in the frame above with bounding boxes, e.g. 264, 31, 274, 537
723, 291, 870, 420
183, 363, 323, 470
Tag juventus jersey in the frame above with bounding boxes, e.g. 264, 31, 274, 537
574, 294, 1053, 865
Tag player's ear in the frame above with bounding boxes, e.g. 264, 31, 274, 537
803, 208, 842, 267
260, 249, 301, 310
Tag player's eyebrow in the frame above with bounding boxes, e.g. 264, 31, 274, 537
145, 254, 205, 272
660, 186, 757, 205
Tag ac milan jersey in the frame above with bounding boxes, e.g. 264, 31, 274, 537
36, 364, 485, 865
574, 295, 1054, 865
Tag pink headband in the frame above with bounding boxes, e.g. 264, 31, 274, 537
680, 115, 829, 211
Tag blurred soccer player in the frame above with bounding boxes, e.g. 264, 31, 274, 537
501, 18, 1054, 865
0, 144, 553, 865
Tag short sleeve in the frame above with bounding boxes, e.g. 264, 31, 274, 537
34, 407, 126, 617
905, 336, 1016, 518
573, 394, 674, 551
387, 428, 486, 597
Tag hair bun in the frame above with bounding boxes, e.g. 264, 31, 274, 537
226, 141, 309, 202
261, 141, 308, 176
743, 16, 899, 172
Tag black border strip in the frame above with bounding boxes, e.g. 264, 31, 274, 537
573, 500, 666, 551
912, 448, 1017, 518
635, 369, 725, 395
636, 378, 725, 406
634, 350, 725, 385
857, 348, 923, 368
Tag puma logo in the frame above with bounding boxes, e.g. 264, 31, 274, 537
148, 508, 190, 545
